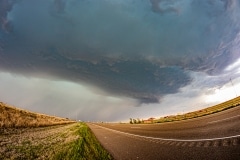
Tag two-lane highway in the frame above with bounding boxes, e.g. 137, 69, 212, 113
88, 106, 240, 160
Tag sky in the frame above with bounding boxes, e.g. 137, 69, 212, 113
0, 0, 240, 122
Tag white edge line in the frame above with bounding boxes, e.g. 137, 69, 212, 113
208, 115, 240, 124
91, 124, 240, 142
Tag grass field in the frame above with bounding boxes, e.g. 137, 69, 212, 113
54, 123, 112, 160
0, 102, 75, 128
0, 122, 112, 160
155, 96, 240, 123
0, 102, 112, 159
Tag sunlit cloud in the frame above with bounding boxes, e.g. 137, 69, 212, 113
225, 58, 240, 73
205, 83, 239, 103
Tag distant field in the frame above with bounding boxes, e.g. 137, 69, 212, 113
154, 96, 240, 123
0, 102, 74, 128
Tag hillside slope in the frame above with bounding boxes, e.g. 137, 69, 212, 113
0, 102, 75, 128
155, 96, 240, 123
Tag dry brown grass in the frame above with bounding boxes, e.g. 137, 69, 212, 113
155, 96, 240, 123
0, 102, 75, 128
0, 123, 79, 159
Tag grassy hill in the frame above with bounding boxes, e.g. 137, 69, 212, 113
154, 96, 240, 123
0, 102, 75, 128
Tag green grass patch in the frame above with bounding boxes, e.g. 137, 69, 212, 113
54, 122, 112, 160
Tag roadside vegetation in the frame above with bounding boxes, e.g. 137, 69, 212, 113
130, 96, 240, 124
0, 102, 74, 128
155, 96, 240, 123
0, 102, 112, 159
54, 123, 112, 160
0, 122, 112, 159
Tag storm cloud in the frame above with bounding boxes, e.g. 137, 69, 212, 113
0, 0, 240, 103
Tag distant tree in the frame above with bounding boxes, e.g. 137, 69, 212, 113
129, 118, 133, 124
137, 118, 141, 124
133, 119, 137, 124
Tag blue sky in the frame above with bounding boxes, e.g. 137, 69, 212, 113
0, 0, 240, 121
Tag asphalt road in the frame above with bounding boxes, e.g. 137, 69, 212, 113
88, 106, 240, 160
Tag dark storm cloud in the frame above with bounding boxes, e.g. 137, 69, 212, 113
0, 0, 240, 103
0, 48, 191, 103
0, 0, 14, 33
53, 0, 65, 13
150, 0, 181, 14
